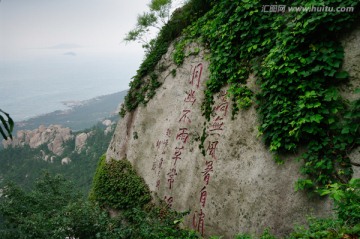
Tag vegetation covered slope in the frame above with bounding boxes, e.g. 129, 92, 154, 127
120, 0, 213, 116
0, 123, 114, 195
0, 162, 201, 239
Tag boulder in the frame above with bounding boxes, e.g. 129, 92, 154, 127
75, 132, 91, 153
102, 119, 112, 127
61, 157, 71, 165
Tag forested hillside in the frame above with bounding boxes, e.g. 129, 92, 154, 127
0, 122, 115, 195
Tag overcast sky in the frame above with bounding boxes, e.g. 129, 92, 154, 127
0, 0, 152, 59
0, 0, 185, 120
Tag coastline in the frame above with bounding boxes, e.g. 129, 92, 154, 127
14, 90, 127, 132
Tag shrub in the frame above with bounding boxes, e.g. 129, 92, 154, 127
90, 155, 152, 210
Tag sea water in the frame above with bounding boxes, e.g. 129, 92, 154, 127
0, 54, 138, 121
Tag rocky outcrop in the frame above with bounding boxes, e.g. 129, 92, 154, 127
106, 45, 329, 237
2, 125, 73, 156
102, 119, 114, 135
107, 24, 360, 237
75, 132, 91, 153
61, 157, 71, 165
102, 119, 112, 127
40, 150, 55, 163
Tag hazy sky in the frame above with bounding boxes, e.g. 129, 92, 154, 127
0, 0, 151, 59
0, 0, 183, 120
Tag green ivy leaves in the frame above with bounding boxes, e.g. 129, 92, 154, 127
174, 0, 360, 191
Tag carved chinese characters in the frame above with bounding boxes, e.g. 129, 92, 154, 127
153, 63, 205, 208
193, 90, 229, 236
149, 62, 227, 236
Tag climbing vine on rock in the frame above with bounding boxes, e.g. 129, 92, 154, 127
120, 0, 213, 116
173, 0, 360, 191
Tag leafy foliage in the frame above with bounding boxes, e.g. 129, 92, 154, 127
90, 156, 152, 210
235, 229, 277, 239
109, 206, 199, 239
0, 174, 111, 238
0, 171, 201, 239
289, 181, 360, 238
121, 0, 213, 116
289, 217, 360, 239
0, 110, 14, 140
319, 178, 360, 226
173, 0, 360, 190
89, 155, 202, 238
124, 0, 172, 53
229, 85, 254, 118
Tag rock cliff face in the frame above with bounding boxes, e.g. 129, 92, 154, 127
341, 24, 360, 179
75, 132, 91, 153
107, 27, 360, 237
3, 119, 116, 163
3, 125, 73, 155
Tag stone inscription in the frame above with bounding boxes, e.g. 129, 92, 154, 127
193, 89, 229, 236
